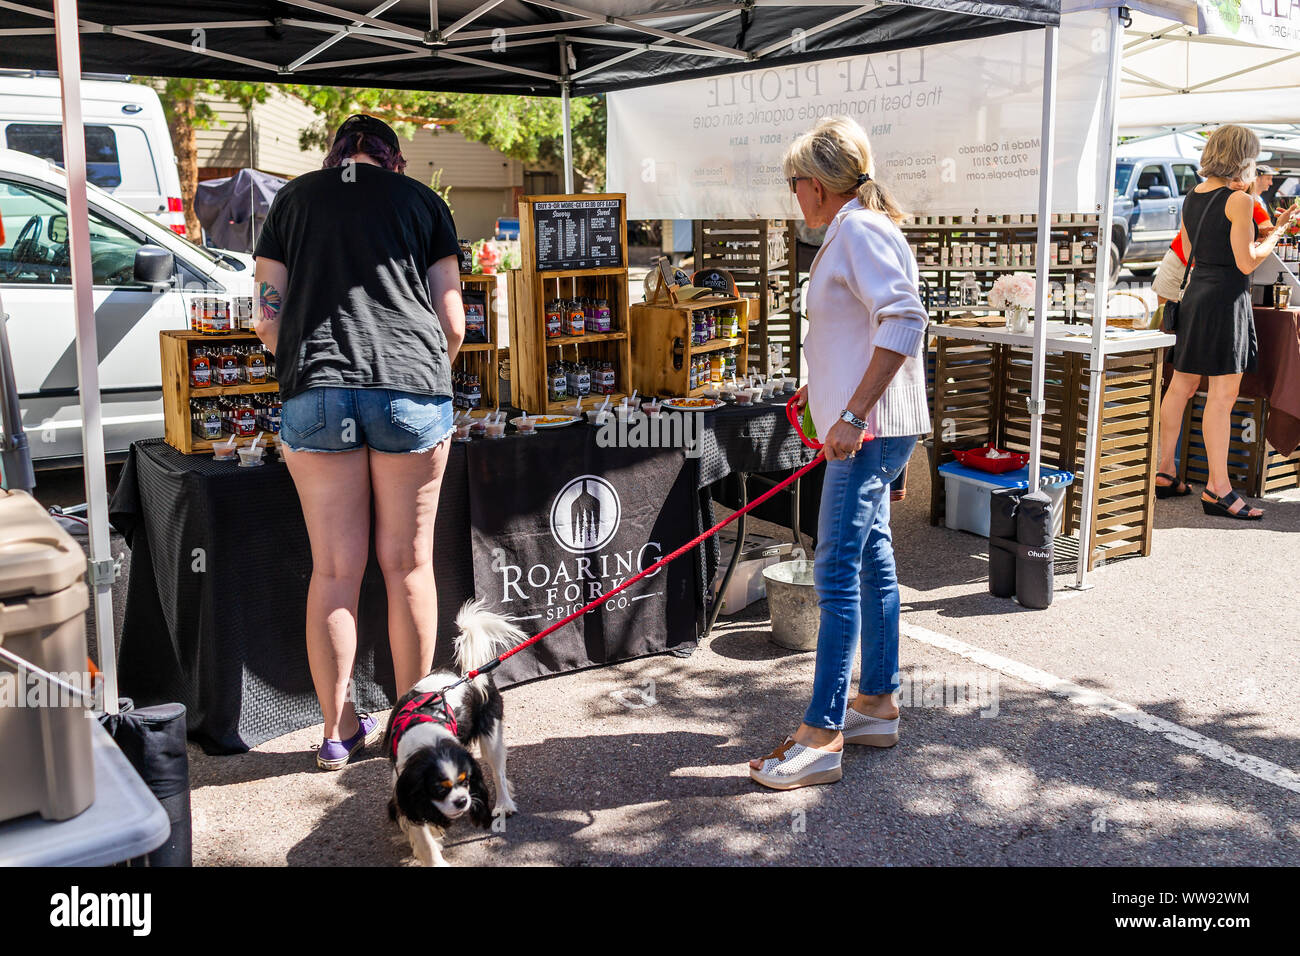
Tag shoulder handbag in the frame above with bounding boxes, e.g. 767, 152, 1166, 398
1162, 190, 1222, 334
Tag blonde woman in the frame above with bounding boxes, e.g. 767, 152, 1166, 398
749, 116, 929, 789
1156, 125, 1296, 520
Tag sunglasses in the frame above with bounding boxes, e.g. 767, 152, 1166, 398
789, 176, 812, 194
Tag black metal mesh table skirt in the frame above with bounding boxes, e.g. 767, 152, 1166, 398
109, 403, 812, 753
696, 401, 820, 586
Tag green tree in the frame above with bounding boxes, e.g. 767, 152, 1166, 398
284, 86, 606, 189
145, 79, 270, 240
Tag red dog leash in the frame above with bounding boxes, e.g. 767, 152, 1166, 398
463, 393, 866, 682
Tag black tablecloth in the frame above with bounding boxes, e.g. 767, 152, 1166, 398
110, 441, 475, 753
110, 401, 813, 753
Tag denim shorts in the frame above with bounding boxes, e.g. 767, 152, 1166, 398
280, 387, 455, 453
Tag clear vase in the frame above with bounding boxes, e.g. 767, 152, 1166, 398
1005, 307, 1029, 334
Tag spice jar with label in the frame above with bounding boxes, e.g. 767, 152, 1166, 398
719, 306, 739, 339
216, 346, 240, 386
549, 362, 569, 402
243, 346, 269, 384
595, 360, 617, 395
593, 298, 612, 333
567, 360, 591, 398
545, 300, 563, 338
190, 346, 213, 389
231, 397, 257, 437
710, 352, 725, 383
564, 299, 585, 336
192, 399, 223, 440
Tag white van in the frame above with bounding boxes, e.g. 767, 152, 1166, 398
0, 73, 186, 235
0, 148, 254, 465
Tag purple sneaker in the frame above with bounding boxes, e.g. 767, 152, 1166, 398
316, 712, 383, 770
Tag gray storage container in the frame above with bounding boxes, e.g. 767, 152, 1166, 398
0, 489, 93, 823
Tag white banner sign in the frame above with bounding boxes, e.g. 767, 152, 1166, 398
1198, 1, 1300, 51
608, 11, 1111, 219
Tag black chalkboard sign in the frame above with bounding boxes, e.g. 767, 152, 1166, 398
533, 198, 623, 271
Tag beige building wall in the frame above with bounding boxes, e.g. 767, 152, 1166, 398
402, 128, 523, 240
195, 89, 324, 178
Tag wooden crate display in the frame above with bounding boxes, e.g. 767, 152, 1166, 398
928, 338, 999, 525
996, 346, 1077, 475
1069, 351, 1162, 564
694, 219, 800, 378
509, 193, 632, 414
455, 273, 500, 414
161, 330, 280, 454
628, 297, 750, 399
1177, 393, 1300, 497
928, 339, 1163, 569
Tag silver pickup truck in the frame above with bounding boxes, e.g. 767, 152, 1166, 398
1110, 156, 1203, 279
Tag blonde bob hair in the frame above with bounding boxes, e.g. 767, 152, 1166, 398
783, 116, 906, 224
1198, 124, 1260, 183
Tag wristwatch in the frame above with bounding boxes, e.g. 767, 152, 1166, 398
839, 408, 869, 431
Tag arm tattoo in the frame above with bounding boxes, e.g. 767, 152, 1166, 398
258, 281, 282, 321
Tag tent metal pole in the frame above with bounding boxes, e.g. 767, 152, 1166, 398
560, 36, 574, 193
1028, 24, 1058, 493
1074, 3, 1126, 590
53, 0, 118, 714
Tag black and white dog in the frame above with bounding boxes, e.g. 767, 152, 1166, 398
383, 600, 523, 867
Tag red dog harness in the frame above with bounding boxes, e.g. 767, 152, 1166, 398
389, 691, 459, 759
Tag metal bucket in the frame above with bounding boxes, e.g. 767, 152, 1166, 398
762, 559, 820, 651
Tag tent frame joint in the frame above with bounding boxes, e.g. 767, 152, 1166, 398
424, 28, 448, 46
88, 555, 122, 592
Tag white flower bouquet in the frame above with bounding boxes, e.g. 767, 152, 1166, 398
988, 272, 1035, 333
987, 272, 1036, 311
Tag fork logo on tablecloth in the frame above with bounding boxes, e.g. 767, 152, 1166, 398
550, 475, 621, 554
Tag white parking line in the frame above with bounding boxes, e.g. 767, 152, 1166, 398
901, 622, 1300, 795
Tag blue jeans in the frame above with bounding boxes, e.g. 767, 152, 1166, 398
803, 435, 919, 730
281, 386, 455, 453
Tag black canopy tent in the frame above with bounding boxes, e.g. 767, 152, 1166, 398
0, 0, 1062, 712
1, 2, 1058, 96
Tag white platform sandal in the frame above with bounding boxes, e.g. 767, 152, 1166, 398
842, 708, 899, 747
748, 736, 843, 790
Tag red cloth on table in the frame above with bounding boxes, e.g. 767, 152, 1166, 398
1246, 308, 1300, 456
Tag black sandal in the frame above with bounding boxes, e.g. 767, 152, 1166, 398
1201, 489, 1263, 521
1154, 472, 1191, 499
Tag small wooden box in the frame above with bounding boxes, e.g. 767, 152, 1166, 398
629, 297, 750, 398
161, 330, 281, 454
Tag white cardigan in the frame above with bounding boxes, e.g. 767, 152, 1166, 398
803, 198, 931, 441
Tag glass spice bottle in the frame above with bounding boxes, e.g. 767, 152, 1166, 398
190, 346, 212, 389
217, 346, 240, 386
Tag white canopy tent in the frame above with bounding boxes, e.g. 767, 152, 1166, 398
1064, 0, 1300, 585
1109, 1, 1300, 126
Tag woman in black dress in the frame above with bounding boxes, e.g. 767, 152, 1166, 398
1156, 125, 1297, 520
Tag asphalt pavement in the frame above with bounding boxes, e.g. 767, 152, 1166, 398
28, 269, 1300, 866
159, 456, 1300, 866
